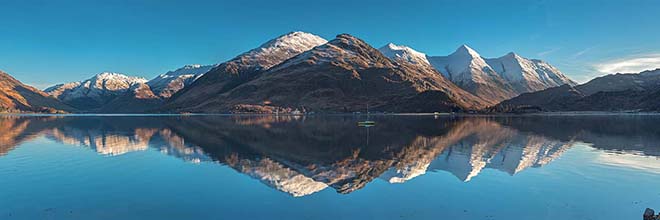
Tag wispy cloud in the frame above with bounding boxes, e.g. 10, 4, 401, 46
537, 47, 560, 57
571, 47, 594, 59
594, 53, 660, 74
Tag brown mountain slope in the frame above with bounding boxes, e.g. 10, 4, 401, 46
0, 71, 75, 113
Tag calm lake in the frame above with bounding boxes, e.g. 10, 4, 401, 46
1, 115, 660, 220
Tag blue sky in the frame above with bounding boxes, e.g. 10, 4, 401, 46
1, 0, 660, 88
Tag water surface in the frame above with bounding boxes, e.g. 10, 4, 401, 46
1, 115, 660, 220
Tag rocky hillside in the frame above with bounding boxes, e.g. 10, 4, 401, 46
0, 70, 74, 113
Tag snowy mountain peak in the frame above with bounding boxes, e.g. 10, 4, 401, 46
485, 53, 576, 93
234, 31, 327, 70
257, 31, 327, 53
453, 44, 481, 58
147, 64, 215, 98
378, 43, 430, 65
157, 64, 214, 78
504, 52, 520, 58
88, 72, 148, 85
44, 72, 150, 110
182, 64, 203, 69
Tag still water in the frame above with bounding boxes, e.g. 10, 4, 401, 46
1, 115, 660, 220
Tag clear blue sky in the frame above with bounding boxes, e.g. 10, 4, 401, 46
1, 0, 660, 88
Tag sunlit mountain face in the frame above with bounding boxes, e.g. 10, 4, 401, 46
1, 115, 659, 197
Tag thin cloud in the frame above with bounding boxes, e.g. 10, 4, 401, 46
571, 47, 594, 59
537, 47, 560, 57
594, 53, 660, 74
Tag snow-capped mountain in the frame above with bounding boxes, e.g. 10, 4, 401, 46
427, 45, 574, 103
378, 43, 431, 66
44, 72, 148, 110
147, 64, 214, 98
485, 52, 575, 93
428, 45, 517, 102
164, 31, 328, 111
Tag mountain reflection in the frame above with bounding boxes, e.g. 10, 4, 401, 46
1, 115, 659, 196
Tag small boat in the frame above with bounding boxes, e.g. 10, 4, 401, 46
357, 101, 376, 127
358, 120, 376, 127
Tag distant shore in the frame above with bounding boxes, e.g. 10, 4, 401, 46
2, 111, 660, 117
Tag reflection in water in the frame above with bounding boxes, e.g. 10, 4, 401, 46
1, 115, 659, 197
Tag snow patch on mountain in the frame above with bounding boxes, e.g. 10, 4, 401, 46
147, 64, 215, 98
236, 31, 328, 70
378, 43, 431, 66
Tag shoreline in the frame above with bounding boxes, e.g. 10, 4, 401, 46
2, 111, 660, 117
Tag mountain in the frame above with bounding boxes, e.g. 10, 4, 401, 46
0, 70, 74, 113
45, 72, 148, 111
427, 45, 574, 103
428, 45, 518, 102
163, 31, 328, 111
378, 43, 495, 107
485, 52, 575, 92
575, 69, 660, 95
182, 34, 491, 113
495, 68, 660, 112
147, 64, 214, 98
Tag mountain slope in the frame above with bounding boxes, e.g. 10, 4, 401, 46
45, 72, 148, 110
0, 70, 75, 113
147, 64, 214, 98
163, 31, 328, 111
428, 45, 518, 103
184, 34, 488, 113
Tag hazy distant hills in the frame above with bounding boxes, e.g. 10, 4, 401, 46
495, 68, 660, 112
4, 31, 660, 113
43, 65, 213, 113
